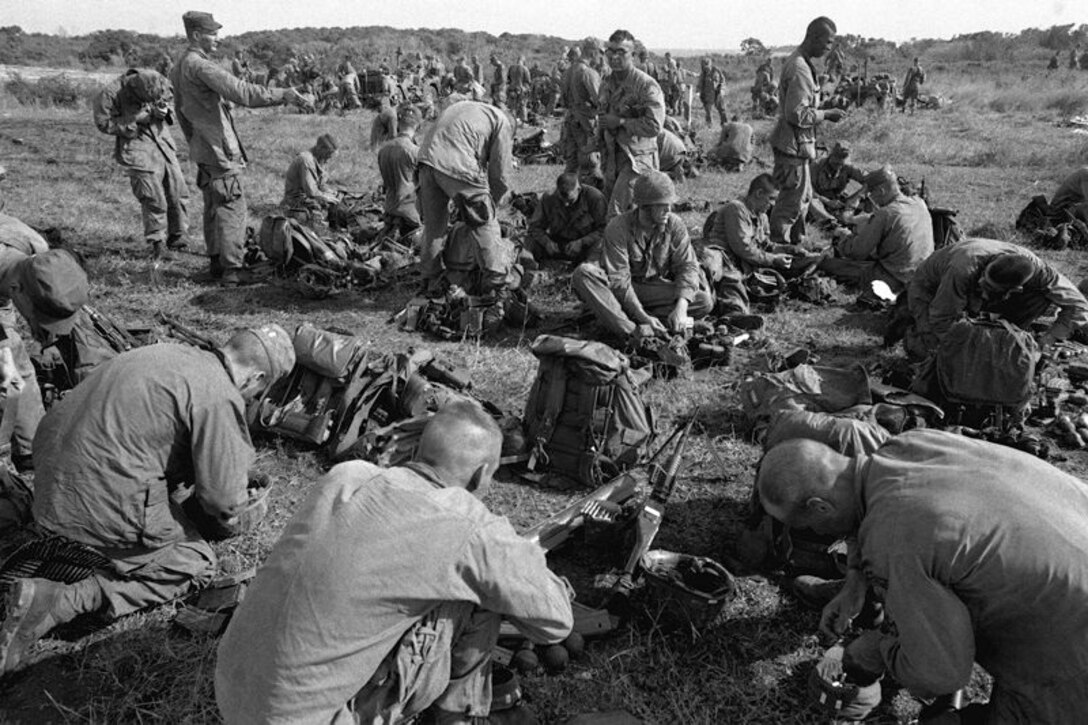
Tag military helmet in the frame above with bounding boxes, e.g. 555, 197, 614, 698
632, 170, 678, 206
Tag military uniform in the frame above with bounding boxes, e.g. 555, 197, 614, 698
561, 58, 601, 173
573, 210, 712, 336
906, 238, 1088, 359
489, 61, 507, 108
596, 68, 665, 217
1050, 166, 1088, 220
707, 199, 798, 275
215, 460, 573, 724
377, 132, 421, 234
845, 430, 1088, 722
281, 150, 335, 220
0, 216, 50, 459
506, 62, 531, 121
656, 129, 688, 183
819, 194, 934, 294
768, 49, 828, 244
697, 64, 727, 126
417, 102, 512, 283
172, 44, 289, 275
525, 185, 608, 262
32, 344, 257, 618
370, 104, 398, 150
93, 70, 190, 251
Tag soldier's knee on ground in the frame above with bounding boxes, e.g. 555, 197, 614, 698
571, 262, 607, 299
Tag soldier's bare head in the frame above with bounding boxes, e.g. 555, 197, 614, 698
606, 30, 636, 73
313, 134, 337, 161
757, 439, 856, 536
220, 324, 296, 401
802, 17, 837, 59
746, 173, 779, 213
417, 399, 503, 498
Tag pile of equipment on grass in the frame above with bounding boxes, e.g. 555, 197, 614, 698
1016, 195, 1088, 250
513, 128, 560, 165
250, 211, 419, 299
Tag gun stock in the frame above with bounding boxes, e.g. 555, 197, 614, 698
521, 469, 644, 552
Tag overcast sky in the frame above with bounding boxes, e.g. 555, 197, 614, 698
6, 0, 1084, 50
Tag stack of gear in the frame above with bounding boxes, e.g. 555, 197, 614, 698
247, 323, 480, 460
254, 214, 418, 299
32, 305, 141, 404
1016, 195, 1088, 250
326, 192, 387, 243
513, 129, 559, 165
395, 286, 537, 340
522, 335, 655, 488
627, 318, 754, 379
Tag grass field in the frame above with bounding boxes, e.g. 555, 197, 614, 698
2, 61, 1088, 724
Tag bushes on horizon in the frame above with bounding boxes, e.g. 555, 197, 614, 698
3, 72, 99, 108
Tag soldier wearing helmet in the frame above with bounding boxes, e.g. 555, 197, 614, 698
572, 170, 713, 339
0, 324, 297, 674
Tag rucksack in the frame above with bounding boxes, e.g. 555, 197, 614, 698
934, 317, 1037, 426
523, 335, 655, 487
258, 215, 349, 272
929, 206, 963, 250
246, 323, 471, 458
737, 363, 873, 439
34, 305, 140, 401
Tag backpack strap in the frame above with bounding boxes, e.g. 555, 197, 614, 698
527, 357, 566, 470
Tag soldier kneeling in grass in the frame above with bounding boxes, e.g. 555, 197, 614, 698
0, 325, 296, 675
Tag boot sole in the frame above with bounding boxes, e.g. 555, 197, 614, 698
0, 579, 36, 674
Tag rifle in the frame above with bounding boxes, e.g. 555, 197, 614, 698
521, 468, 645, 552
156, 312, 219, 351
607, 411, 698, 613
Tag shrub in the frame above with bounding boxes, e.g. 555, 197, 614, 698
3, 72, 99, 108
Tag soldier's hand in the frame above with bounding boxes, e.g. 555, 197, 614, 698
641, 315, 668, 336
823, 108, 847, 123
599, 113, 623, 131
773, 254, 793, 270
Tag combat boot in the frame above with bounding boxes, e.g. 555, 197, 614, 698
150, 241, 176, 262
0, 576, 104, 674
789, 575, 844, 610
220, 268, 259, 287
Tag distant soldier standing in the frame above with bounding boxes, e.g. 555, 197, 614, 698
507, 56, 531, 122
697, 57, 727, 127
561, 43, 601, 174
489, 54, 507, 108
901, 57, 926, 114
596, 29, 665, 218
93, 68, 190, 260
172, 11, 308, 286
767, 17, 846, 245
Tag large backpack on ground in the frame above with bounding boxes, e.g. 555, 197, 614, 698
247, 324, 472, 458
522, 335, 655, 487
933, 318, 1037, 427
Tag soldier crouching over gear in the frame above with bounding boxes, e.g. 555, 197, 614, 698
215, 400, 574, 724
572, 171, 713, 340
0, 325, 296, 674
377, 104, 423, 244
281, 134, 340, 227
93, 68, 190, 261
759, 432, 1088, 724
524, 172, 607, 264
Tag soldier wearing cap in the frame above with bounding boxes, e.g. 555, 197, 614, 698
93, 68, 191, 261
818, 166, 934, 302
596, 29, 666, 218
377, 105, 423, 240
282, 134, 340, 225
0, 227, 88, 469
0, 323, 297, 674
171, 10, 309, 286
573, 170, 712, 339
697, 57, 727, 127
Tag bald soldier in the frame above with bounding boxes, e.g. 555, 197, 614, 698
768, 17, 846, 245
216, 400, 573, 724
758, 431, 1088, 723
0, 325, 296, 674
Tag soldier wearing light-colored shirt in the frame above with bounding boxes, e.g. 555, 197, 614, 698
215, 401, 573, 724
281, 134, 338, 221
